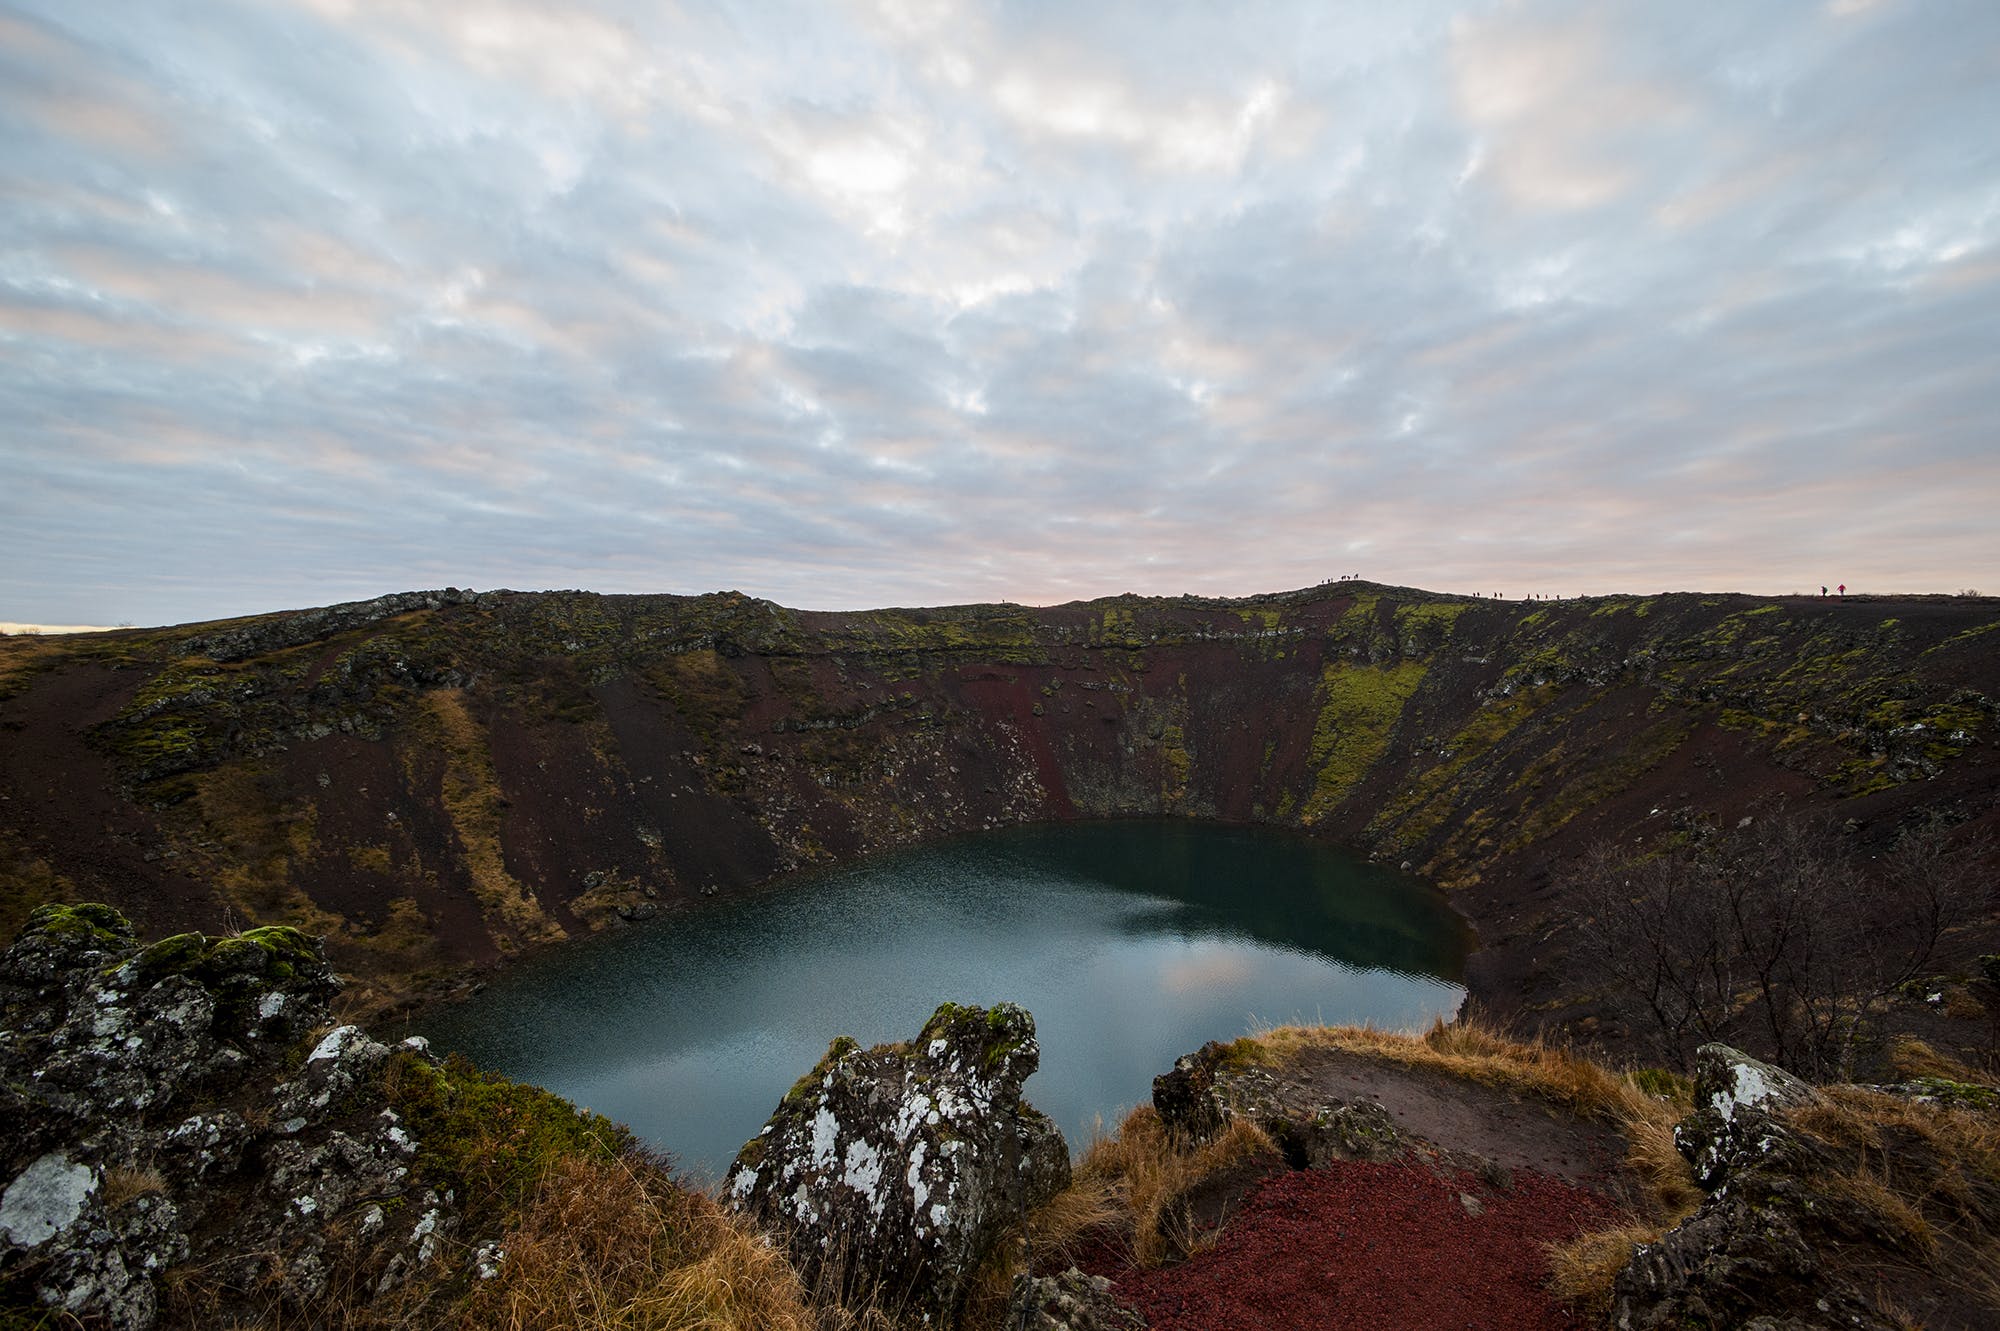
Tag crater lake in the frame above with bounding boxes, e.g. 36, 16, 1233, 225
422, 819, 1474, 1178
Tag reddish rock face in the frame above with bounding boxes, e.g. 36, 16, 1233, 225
1, 583, 1995, 1044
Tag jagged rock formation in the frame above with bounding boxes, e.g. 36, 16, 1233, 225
0, 904, 460, 1326
727, 1001, 1070, 1324
184, 589, 480, 664
1674, 1043, 1828, 1187
1614, 1043, 2000, 1331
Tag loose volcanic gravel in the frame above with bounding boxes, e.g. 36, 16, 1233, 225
1115, 1161, 1623, 1331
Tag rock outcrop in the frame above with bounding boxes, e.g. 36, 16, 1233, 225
185, 587, 478, 662
0, 904, 460, 1326
727, 1001, 1070, 1325
1008, 1265, 1147, 1330
1672, 1042, 1826, 1188
1152, 1039, 1403, 1166
1612, 1043, 1997, 1331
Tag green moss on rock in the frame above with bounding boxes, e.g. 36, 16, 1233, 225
24, 902, 134, 947
124, 924, 325, 989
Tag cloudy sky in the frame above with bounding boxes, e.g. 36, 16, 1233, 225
3, 0, 1997, 627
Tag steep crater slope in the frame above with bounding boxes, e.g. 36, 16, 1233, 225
1, 584, 1995, 1041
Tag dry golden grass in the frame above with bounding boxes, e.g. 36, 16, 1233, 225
1823, 1167, 1941, 1261
1787, 1086, 2000, 1318
952, 1151, 1127, 1331
444, 1152, 814, 1331
1559, 1063, 2000, 1322
1544, 1220, 1665, 1318
418, 689, 564, 953
101, 1164, 167, 1209
1021, 1168, 1126, 1268
1887, 1036, 1990, 1084
1802, 1086, 2000, 1175
1077, 1107, 1279, 1269
1797, 1089, 2000, 1221
953, 1108, 1278, 1331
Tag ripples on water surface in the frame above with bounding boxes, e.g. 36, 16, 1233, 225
423, 820, 1474, 1178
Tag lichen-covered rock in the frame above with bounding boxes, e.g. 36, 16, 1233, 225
1674, 1043, 1826, 1187
1611, 1045, 1903, 1331
1861, 1076, 2000, 1113
0, 904, 459, 1327
1009, 1265, 1147, 1330
1280, 1100, 1403, 1168
1612, 1186, 1894, 1331
726, 1001, 1070, 1325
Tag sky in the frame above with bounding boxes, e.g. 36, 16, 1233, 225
3, 0, 1998, 628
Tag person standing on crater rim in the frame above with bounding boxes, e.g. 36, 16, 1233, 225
1839, 583, 1846, 600
1821, 585, 1828, 598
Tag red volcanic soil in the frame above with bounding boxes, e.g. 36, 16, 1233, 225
1114, 1162, 1619, 1331
1071, 1045, 1645, 1329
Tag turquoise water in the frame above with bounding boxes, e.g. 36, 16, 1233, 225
420, 820, 1473, 1179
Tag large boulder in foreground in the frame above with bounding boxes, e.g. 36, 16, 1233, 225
726, 1001, 1070, 1324
0, 904, 457, 1327
1613, 1044, 1952, 1331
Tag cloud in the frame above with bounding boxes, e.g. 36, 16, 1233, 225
1, 0, 1997, 624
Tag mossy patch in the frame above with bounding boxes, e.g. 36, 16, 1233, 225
1369, 687, 1555, 848
1506, 716, 1692, 851
1395, 601, 1467, 629
0, 635, 68, 703
1926, 618, 2000, 653
125, 924, 320, 986
24, 901, 133, 947
1240, 606, 1282, 633
1301, 660, 1427, 824
384, 1051, 632, 1213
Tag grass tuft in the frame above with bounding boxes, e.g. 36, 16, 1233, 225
1544, 1220, 1665, 1318
100, 1164, 167, 1210
447, 1152, 815, 1331
1079, 1107, 1280, 1269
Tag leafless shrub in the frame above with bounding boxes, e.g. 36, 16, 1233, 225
1565, 812, 1993, 1079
